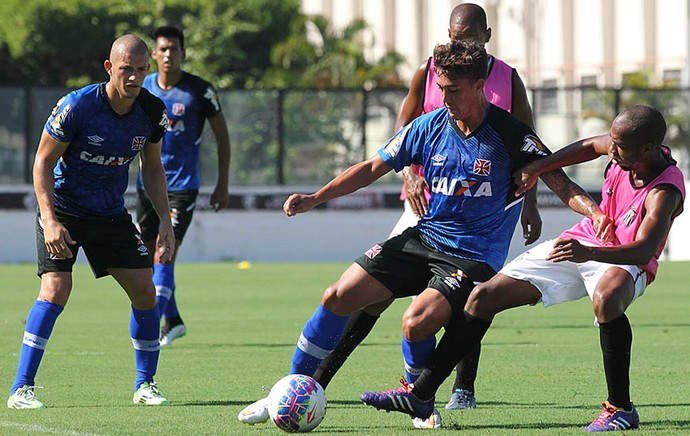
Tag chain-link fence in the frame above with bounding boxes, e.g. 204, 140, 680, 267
1, 86, 688, 188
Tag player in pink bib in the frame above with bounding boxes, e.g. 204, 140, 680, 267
363, 104, 684, 432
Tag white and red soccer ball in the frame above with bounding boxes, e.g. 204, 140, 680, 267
267, 374, 327, 433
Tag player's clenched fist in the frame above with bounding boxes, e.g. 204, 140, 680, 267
283, 193, 317, 216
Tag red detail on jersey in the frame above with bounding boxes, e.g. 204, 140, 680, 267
473, 159, 491, 176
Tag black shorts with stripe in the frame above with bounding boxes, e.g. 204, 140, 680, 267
355, 227, 496, 312
136, 189, 198, 243
36, 208, 152, 278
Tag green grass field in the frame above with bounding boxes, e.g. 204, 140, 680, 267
0, 261, 688, 435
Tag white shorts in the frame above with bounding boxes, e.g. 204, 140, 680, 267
499, 239, 648, 308
388, 201, 420, 239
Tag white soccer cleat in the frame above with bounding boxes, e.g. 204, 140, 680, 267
7, 385, 46, 409
160, 324, 186, 347
238, 397, 270, 424
412, 408, 442, 429
133, 382, 170, 406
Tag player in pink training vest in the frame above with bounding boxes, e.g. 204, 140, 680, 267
361, 104, 684, 433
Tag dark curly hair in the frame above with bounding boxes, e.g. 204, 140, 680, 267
433, 40, 487, 82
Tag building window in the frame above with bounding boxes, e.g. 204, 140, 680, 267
538, 79, 559, 113
662, 69, 681, 87
581, 75, 598, 88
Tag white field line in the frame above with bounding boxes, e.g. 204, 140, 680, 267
0, 420, 105, 436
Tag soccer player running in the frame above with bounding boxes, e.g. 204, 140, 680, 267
137, 26, 231, 346
7, 35, 174, 409
239, 40, 608, 426
311, 5, 540, 426
361, 104, 684, 432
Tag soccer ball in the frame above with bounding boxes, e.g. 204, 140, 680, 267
267, 374, 327, 433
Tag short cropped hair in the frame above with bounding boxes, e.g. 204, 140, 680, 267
433, 40, 487, 82
616, 104, 667, 147
153, 26, 185, 50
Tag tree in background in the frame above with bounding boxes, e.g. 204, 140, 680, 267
0, 0, 404, 90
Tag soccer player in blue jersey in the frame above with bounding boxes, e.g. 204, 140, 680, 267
7, 35, 174, 409
137, 25, 231, 347
239, 40, 609, 424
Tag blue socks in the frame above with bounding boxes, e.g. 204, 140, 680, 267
130, 306, 160, 390
11, 300, 63, 393
402, 335, 436, 383
153, 263, 175, 320
290, 305, 349, 376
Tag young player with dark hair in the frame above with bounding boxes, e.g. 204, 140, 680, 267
137, 25, 231, 346
239, 40, 608, 428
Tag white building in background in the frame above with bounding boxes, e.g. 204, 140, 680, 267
300, 0, 689, 88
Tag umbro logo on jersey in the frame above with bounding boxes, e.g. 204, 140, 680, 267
520, 134, 548, 156
87, 135, 105, 146
431, 154, 446, 166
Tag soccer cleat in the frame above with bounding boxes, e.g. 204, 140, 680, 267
7, 385, 46, 409
238, 397, 270, 424
445, 388, 476, 410
160, 324, 186, 347
412, 407, 442, 429
585, 401, 639, 432
360, 377, 435, 419
133, 382, 170, 406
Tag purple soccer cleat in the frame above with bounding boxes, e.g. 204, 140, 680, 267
585, 401, 639, 432
360, 378, 435, 419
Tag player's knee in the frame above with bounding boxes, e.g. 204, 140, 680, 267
592, 287, 627, 322
465, 284, 492, 318
401, 311, 436, 342
321, 284, 349, 315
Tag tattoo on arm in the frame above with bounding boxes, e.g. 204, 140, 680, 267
541, 170, 599, 217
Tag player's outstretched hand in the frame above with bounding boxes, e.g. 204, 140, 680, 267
43, 218, 76, 259
546, 238, 591, 263
513, 164, 540, 197
283, 193, 317, 217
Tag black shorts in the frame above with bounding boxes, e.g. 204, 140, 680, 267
136, 189, 198, 243
37, 208, 152, 278
355, 227, 496, 313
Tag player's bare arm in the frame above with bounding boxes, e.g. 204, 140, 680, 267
140, 139, 175, 263
396, 62, 430, 217
515, 134, 610, 196
208, 111, 231, 211
539, 169, 615, 242
548, 186, 682, 264
33, 131, 75, 259
506, 71, 541, 244
284, 154, 393, 217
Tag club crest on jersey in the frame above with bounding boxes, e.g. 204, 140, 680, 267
131, 136, 147, 151
520, 134, 548, 156
383, 124, 412, 159
365, 244, 382, 259
622, 206, 637, 226
172, 102, 186, 116
473, 158, 491, 176
431, 154, 446, 167
431, 177, 493, 197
